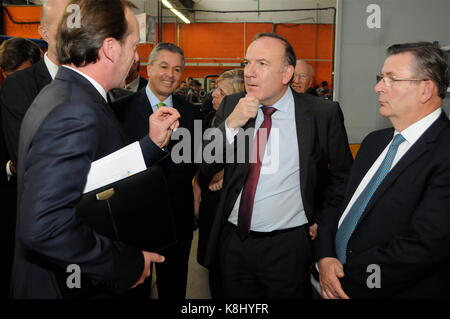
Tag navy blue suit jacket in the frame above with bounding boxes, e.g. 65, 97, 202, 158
112, 89, 198, 240
316, 112, 450, 298
12, 67, 165, 298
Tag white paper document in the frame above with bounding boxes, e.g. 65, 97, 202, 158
83, 142, 146, 194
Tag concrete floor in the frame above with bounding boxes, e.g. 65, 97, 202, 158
151, 229, 211, 299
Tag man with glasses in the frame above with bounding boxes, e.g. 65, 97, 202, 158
291, 59, 318, 95
316, 42, 450, 299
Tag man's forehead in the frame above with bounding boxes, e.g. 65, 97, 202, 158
383, 52, 415, 71
295, 62, 309, 71
245, 37, 284, 59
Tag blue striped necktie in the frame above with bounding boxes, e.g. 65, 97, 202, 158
335, 134, 406, 264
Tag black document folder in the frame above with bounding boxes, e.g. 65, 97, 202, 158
75, 165, 176, 253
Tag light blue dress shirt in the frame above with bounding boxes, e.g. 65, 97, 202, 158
145, 86, 173, 112
227, 88, 308, 231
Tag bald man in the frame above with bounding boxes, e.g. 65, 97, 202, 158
1, 0, 68, 166
291, 59, 317, 95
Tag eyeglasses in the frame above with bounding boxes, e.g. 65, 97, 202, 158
376, 74, 429, 87
293, 73, 310, 79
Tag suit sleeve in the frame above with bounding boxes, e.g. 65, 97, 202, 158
0, 76, 38, 165
314, 102, 353, 260
19, 103, 144, 293
316, 102, 353, 222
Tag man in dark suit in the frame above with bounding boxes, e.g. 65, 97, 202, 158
0, 36, 42, 299
113, 42, 198, 299
199, 33, 353, 298
11, 0, 180, 299
316, 42, 450, 299
1, 0, 68, 166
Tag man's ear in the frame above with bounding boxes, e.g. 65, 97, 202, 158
101, 38, 116, 63
282, 64, 295, 85
420, 80, 435, 104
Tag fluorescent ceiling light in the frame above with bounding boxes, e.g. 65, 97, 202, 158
161, 0, 191, 24
161, 0, 173, 9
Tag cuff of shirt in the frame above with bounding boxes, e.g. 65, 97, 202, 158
139, 136, 168, 167
224, 119, 239, 144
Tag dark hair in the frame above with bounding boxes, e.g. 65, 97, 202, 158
252, 32, 296, 67
387, 42, 449, 99
0, 37, 42, 72
191, 80, 201, 87
57, 0, 136, 67
148, 42, 185, 67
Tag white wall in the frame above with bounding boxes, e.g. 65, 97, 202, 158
334, 0, 450, 143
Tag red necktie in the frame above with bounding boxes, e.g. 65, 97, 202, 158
237, 106, 277, 240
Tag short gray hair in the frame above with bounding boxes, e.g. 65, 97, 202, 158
148, 42, 185, 67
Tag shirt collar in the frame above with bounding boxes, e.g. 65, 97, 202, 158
62, 65, 108, 102
145, 86, 173, 108
258, 86, 293, 114
44, 52, 59, 80
395, 107, 442, 145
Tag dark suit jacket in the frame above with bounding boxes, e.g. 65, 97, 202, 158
199, 90, 353, 267
12, 67, 166, 299
316, 112, 450, 298
0, 59, 52, 165
112, 89, 198, 240
137, 76, 148, 91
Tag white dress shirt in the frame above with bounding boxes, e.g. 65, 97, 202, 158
338, 108, 442, 227
225, 88, 308, 231
43, 52, 59, 80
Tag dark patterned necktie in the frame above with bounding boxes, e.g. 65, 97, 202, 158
237, 106, 277, 240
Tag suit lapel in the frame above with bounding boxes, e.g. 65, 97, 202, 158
344, 130, 393, 208
294, 94, 312, 199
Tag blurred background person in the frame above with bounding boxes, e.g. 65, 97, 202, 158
0, 36, 42, 299
317, 80, 331, 99
0, 37, 42, 79
193, 68, 245, 299
290, 59, 317, 95
186, 79, 202, 104
174, 80, 188, 96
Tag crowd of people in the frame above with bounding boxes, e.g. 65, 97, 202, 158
0, 0, 449, 300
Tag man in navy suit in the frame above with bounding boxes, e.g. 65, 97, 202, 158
11, 0, 180, 299
113, 42, 198, 299
317, 42, 450, 299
